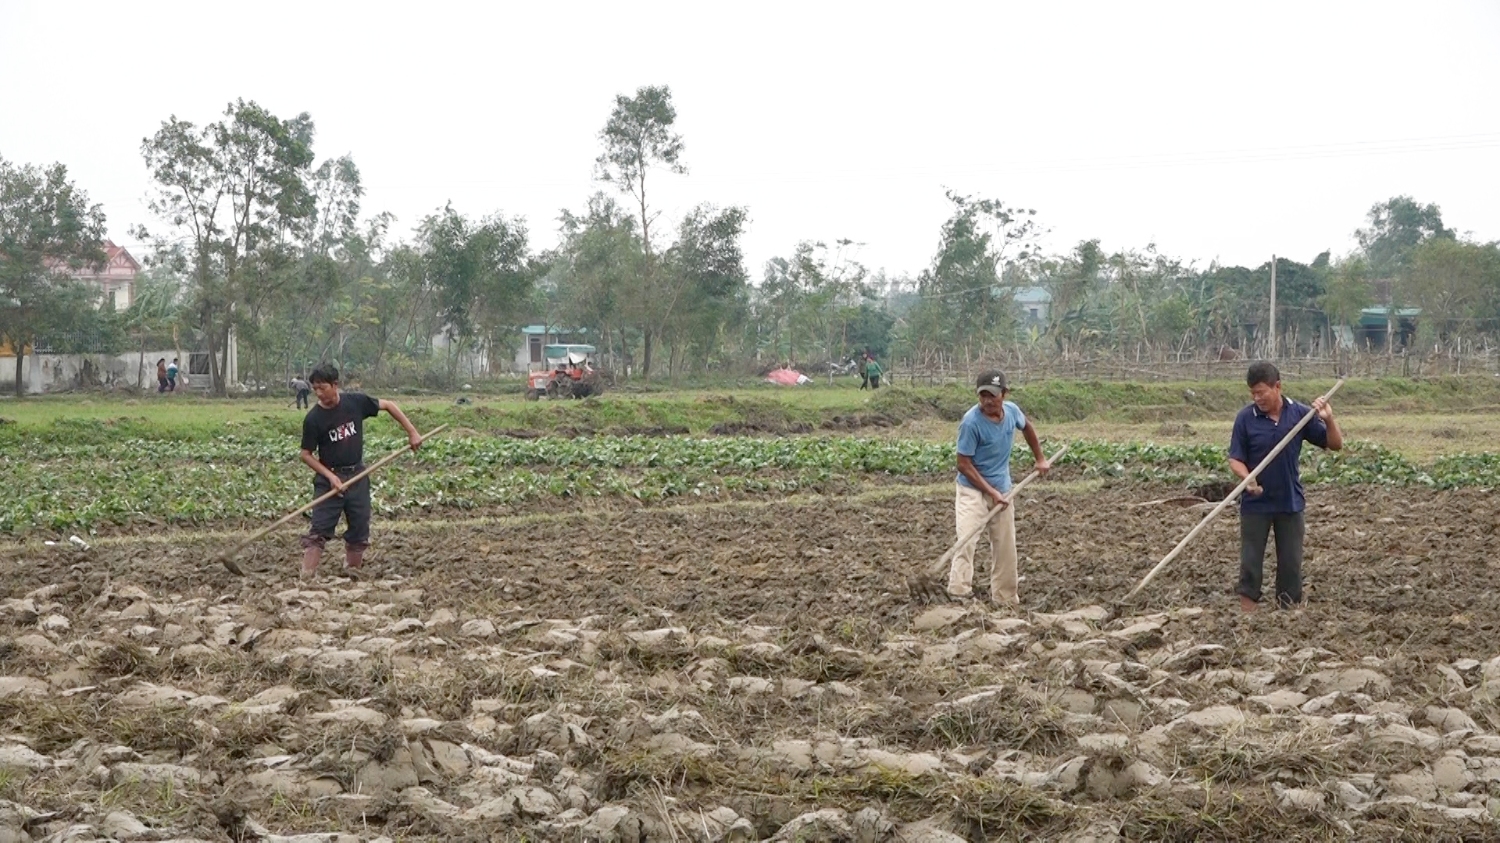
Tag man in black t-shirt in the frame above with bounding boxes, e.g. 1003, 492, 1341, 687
299, 363, 422, 577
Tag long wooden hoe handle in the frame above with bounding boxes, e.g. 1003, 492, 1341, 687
926, 444, 1071, 579
1119, 379, 1345, 604
217, 424, 448, 573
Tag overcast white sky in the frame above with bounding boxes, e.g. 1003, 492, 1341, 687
2, 1, 1497, 281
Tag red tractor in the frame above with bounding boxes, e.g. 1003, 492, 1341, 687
525, 344, 604, 400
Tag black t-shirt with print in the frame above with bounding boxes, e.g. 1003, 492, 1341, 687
301, 392, 381, 468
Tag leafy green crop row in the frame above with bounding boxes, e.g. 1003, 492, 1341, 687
1067, 439, 1500, 489
1, 434, 1495, 535
11, 434, 957, 473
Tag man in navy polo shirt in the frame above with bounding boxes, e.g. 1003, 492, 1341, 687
1228, 361, 1343, 612
948, 370, 1050, 605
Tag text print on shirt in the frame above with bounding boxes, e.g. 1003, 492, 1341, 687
328, 421, 358, 443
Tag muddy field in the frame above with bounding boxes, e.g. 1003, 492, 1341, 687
0, 483, 1497, 841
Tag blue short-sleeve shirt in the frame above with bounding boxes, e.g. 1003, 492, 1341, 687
1229, 397, 1330, 514
956, 402, 1026, 493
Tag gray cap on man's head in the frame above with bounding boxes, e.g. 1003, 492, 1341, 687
976, 370, 1007, 395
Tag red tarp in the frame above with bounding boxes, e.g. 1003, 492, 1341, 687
765, 368, 810, 386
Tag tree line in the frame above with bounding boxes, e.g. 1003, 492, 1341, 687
3, 87, 1499, 396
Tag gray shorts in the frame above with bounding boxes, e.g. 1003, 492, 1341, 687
301, 465, 371, 551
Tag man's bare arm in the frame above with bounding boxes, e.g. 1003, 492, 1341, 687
1020, 420, 1049, 474
957, 455, 1009, 509
378, 399, 423, 450
301, 449, 345, 493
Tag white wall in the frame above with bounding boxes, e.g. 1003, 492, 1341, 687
513, 337, 539, 373
513, 333, 576, 373
0, 348, 236, 394
430, 332, 490, 379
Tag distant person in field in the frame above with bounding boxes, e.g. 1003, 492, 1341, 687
857, 354, 870, 390
291, 375, 311, 409
155, 358, 168, 393
1229, 361, 1343, 612
167, 358, 179, 392
865, 354, 882, 389
298, 363, 421, 578
948, 370, 1050, 605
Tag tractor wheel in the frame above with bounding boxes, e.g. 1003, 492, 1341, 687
574, 370, 604, 398
524, 388, 542, 402
551, 373, 575, 399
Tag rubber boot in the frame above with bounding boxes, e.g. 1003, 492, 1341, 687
301, 546, 322, 579
345, 548, 364, 571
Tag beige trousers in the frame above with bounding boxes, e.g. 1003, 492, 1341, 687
948, 483, 1019, 603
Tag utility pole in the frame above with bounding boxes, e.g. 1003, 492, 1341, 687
1268, 255, 1277, 360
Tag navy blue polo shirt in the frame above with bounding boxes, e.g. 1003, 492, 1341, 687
1228, 397, 1329, 515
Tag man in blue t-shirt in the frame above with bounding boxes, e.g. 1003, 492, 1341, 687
947, 370, 1050, 604
1228, 361, 1343, 612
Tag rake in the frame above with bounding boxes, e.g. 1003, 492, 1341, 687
216, 424, 448, 575
1113, 379, 1345, 613
907, 444, 1071, 603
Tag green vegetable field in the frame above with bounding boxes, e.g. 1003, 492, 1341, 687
4, 428, 1495, 535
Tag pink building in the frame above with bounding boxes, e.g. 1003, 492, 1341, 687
58, 240, 140, 311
